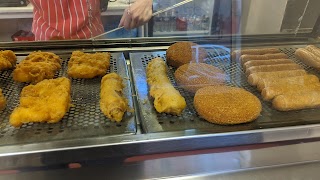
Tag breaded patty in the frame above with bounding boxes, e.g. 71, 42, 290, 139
166, 42, 207, 68
68, 51, 110, 79
194, 86, 261, 125
174, 63, 226, 93
13, 51, 62, 84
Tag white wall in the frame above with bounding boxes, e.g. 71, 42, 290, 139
240, 0, 288, 35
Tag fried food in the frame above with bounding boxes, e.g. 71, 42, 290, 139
243, 59, 294, 71
100, 73, 129, 122
13, 51, 62, 84
174, 63, 226, 93
0, 88, 6, 111
166, 42, 207, 68
245, 64, 302, 76
261, 83, 320, 101
248, 70, 307, 86
273, 89, 320, 111
147, 58, 186, 115
295, 48, 320, 70
240, 53, 288, 65
68, 51, 110, 78
232, 48, 280, 62
194, 86, 261, 125
0, 50, 17, 70
10, 77, 71, 127
257, 74, 319, 92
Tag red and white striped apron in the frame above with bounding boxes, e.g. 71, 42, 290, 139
30, 0, 104, 41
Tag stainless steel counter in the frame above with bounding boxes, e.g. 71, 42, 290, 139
2, 140, 320, 179
0, 35, 320, 176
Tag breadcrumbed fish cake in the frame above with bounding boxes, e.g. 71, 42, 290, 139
174, 63, 226, 93
194, 86, 262, 125
13, 51, 62, 84
166, 42, 207, 68
10, 77, 71, 127
68, 51, 110, 78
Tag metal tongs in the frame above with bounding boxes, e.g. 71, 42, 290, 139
91, 0, 194, 39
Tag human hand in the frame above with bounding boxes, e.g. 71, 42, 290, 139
119, 0, 153, 29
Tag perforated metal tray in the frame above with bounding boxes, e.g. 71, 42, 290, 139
0, 52, 136, 146
130, 46, 320, 133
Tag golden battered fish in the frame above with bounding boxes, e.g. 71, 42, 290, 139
146, 58, 186, 115
68, 51, 110, 78
10, 77, 71, 127
100, 73, 129, 122
0, 50, 17, 70
13, 51, 62, 84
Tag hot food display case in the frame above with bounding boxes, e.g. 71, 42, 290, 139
1, 0, 320, 179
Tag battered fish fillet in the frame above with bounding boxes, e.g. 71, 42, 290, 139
0, 88, 6, 111
100, 73, 129, 122
10, 77, 71, 127
0, 50, 17, 70
68, 51, 110, 78
13, 51, 62, 84
146, 58, 186, 115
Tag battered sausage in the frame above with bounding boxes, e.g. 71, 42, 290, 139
295, 48, 320, 70
247, 70, 307, 86
261, 83, 320, 101
273, 89, 320, 111
232, 48, 280, 61
100, 73, 129, 122
243, 59, 294, 71
246, 64, 302, 76
240, 53, 288, 65
146, 58, 187, 115
256, 74, 319, 92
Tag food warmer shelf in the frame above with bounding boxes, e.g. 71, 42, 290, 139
1, 36, 320, 170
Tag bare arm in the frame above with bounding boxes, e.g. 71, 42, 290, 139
119, 0, 153, 29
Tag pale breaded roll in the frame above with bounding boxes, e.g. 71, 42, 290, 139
261, 83, 320, 101
295, 48, 320, 70
273, 89, 320, 111
232, 48, 280, 62
245, 64, 302, 76
147, 58, 186, 115
257, 74, 319, 92
305, 45, 320, 57
243, 59, 294, 72
240, 53, 288, 65
247, 70, 307, 86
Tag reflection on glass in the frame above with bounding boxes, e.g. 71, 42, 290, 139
0, 0, 317, 42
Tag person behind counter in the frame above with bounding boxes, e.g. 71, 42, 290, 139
29, 0, 153, 41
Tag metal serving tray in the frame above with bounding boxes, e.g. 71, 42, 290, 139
130, 45, 320, 133
0, 52, 136, 146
